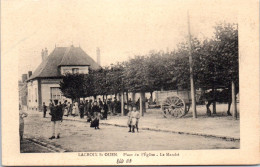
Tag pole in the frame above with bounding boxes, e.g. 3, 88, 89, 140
231, 81, 237, 119
140, 93, 143, 116
187, 11, 197, 118
121, 91, 124, 116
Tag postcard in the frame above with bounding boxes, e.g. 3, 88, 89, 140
1, 0, 259, 165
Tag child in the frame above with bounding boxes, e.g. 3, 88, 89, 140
130, 106, 140, 133
127, 106, 133, 132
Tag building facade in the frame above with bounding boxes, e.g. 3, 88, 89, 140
27, 45, 100, 111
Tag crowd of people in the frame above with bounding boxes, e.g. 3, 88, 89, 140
44, 98, 125, 119
19, 97, 142, 141
45, 97, 126, 139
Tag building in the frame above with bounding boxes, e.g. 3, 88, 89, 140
19, 74, 28, 110
27, 45, 100, 111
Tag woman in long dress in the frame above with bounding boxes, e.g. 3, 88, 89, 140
102, 102, 108, 120
90, 101, 101, 129
74, 101, 79, 116
72, 103, 76, 116
19, 110, 28, 141
63, 102, 69, 117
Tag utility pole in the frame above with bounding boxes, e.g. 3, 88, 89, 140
187, 11, 197, 118
231, 81, 237, 119
232, 23, 238, 120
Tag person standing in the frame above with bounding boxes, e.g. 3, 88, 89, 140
130, 106, 140, 133
136, 98, 140, 110
72, 103, 76, 117
127, 106, 133, 132
63, 101, 69, 117
68, 102, 72, 116
88, 99, 93, 116
43, 102, 47, 118
107, 98, 112, 113
49, 100, 63, 139
84, 100, 88, 116
86, 99, 93, 122
19, 110, 28, 141
49, 99, 54, 115
79, 100, 85, 119
102, 101, 108, 120
98, 98, 103, 108
90, 101, 101, 129
112, 98, 117, 114
74, 101, 79, 116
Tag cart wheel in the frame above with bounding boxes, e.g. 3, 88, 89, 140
162, 96, 187, 118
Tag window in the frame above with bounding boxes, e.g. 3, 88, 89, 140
63, 69, 70, 74
50, 87, 62, 100
72, 68, 79, 74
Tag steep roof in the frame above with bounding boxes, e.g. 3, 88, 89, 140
28, 46, 100, 81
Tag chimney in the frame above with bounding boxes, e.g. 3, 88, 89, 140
41, 49, 45, 61
96, 47, 101, 66
28, 71, 32, 78
22, 74, 28, 83
45, 47, 48, 57
41, 48, 48, 61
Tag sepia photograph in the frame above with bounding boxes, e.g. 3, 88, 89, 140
2, 0, 259, 165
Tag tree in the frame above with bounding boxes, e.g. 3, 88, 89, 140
106, 63, 125, 97
59, 73, 93, 101
194, 22, 238, 90
193, 22, 238, 115
91, 68, 109, 99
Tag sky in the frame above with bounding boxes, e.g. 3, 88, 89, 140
1, 0, 237, 80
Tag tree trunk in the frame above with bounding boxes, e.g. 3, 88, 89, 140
140, 92, 146, 116
121, 91, 124, 116
126, 91, 129, 110
126, 91, 129, 103
150, 91, 153, 101
212, 86, 217, 114
155, 91, 159, 105
131, 92, 136, 103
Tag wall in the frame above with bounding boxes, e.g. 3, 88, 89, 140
27, 80, 38, 110
41, 78, 71, 106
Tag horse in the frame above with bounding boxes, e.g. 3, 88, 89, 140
200, 87, 238, 116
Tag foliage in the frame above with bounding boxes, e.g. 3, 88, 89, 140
105, 63, 125, 94
60, 22, 238, 99
194, 23, 238, 90
59, 73, 93, 100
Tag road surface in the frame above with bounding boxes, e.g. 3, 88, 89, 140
22, 111, 239, 152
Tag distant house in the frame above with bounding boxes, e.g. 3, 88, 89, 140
27, 45, 100, 111
19, 74, 28, 110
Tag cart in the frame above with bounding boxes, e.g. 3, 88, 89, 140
157, 90, 199, 118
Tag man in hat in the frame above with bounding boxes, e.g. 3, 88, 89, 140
49, 100, 63, 139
